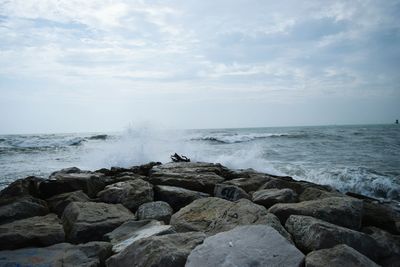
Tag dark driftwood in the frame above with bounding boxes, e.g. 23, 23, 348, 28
171, 153, 190, 162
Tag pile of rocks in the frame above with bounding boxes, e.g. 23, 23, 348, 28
0, 161, 399, 266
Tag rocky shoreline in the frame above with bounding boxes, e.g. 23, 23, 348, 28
0, 161, 399, 266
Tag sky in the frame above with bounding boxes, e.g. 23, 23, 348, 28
0, 0, 399, 134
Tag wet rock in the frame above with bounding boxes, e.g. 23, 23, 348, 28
222, 175, 273, 193
149, 162, 226, 194
305, 244, 380, 267
104, 220, 174, 253
0, 196, 49, 224
62, 201, 134, 243
0, 213, 64, 250
299, 187, 343, 202
170, 197, 268, 235
130, 161, 162, 176
252, 188, 298, 208
0, 241, 112, 267
285, 215, 379, 260
214, 183, 250, 201
0, 176, 43, 198
269, 196, 363, 230
261, 177, 333, 195
186, 225, 304, 267
47, 190, 91, 217
154, 185, 210, 212
362, 201, 400, 234
97, 178, 154, 212
105, 232, 206, 267
88, 173, 147, 197
136, 201, 173, 224
258, 213, 293, 242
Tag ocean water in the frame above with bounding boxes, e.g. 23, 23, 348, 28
0, 124, 399, 201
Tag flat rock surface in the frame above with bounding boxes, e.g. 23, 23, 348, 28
0, 196, 49, 224
305, 244, 380, 267
136, 201, 173, 223
222, 175, 273, 193
47, 190, 91, 217
0, 241, 112, 267
154, 185, 210, 211
105, 220, 174, 253
62, 201, 135, 243
97, 178, 154, 212
170, 197, 268, 235
285, 215, 379, 260
0, 213, 65, 250
186, 225, 304, 267
269, 196, 363, 230
106, 232, 206, 267
214, 184, 250, 202
252, 188, 298, 208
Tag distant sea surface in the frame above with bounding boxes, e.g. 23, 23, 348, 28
1, 124, 399, 201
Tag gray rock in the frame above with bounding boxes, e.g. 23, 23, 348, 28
252, 188, 298, 208
214, 184, 250, 201
269, 196, 363, 230
0, 176, 43, 198
299, 187, 343, 202
305, 244, 380, 267
47, 190, 91, 217
0, 241, 112, 267
0, 196, 49, 224
97, 178, 154, 212
104, 220, 174, 253
285, 215, 379, 260
258, 213, 293, 242
261, 177, 333, 195
62, 201, 134, 243
186, 225, 304, 267
149, 162, 226, 194
0, 213, 65, 250
154, 185, 210, 211
106, 232, 206, 267
170, 197, 268, 235
362, 201, 400, 234
136, 201, 173, 224
222, 175, 273, 193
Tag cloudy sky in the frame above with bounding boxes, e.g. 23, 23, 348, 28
0, 0, 399, 134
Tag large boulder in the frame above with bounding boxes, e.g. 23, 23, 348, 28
0, 196, 49, 224
154, 185, 210, 211
0, 176, 43, 198
136, 201, 173, 224
97, 178, 154, 212
214, 183, 250, 201
105, 232, 206, 267
285, 215, 379, 260
299, 187, 343, 202
0, 213, 64, 250
362, 201, 400, 234
222, 175, 273, 193
261, 177, 333, 195
170, 197, 268, 235
269, 197, 363, 230
258, 213, 293, 242
62, 202, 134, 243
0, 241, 112, 267
149, 162, 226, 194
305, 244, 380, 267
252, 188, 298, 208
104, 220, 174, 253
186, 225, 304, 267
47, 190, 91, 217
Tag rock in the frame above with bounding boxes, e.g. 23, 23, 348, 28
269, 196, 363, 230
62, 201, 134, 243
362, 201, 400, 234
0, 176, 43, 198
0, 196, 49, 224
105, 232, 206, 267
261, 177, 333, 195
154, 185, 210, 211
130, 161, 162, 176
258, 213, 293, 242
214, 184, 250, 201
305, 244, 380, 267
222, 175, 273, 193
149, 162, 226, 194
0, 241, 112, 267
170, 197, 268, 235
285, 215, 379, 260
97, 178, 154, 212
47, 190, 91, 217
299, 187, 343, 202
0, 214, 65, 250
363, 226, 400, 266
252, 188, 298, 208
104, 220, 174, 253
136, 201, 173, 224
186, 225, 304, 267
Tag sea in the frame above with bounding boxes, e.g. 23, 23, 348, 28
0, 124, 399, 201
